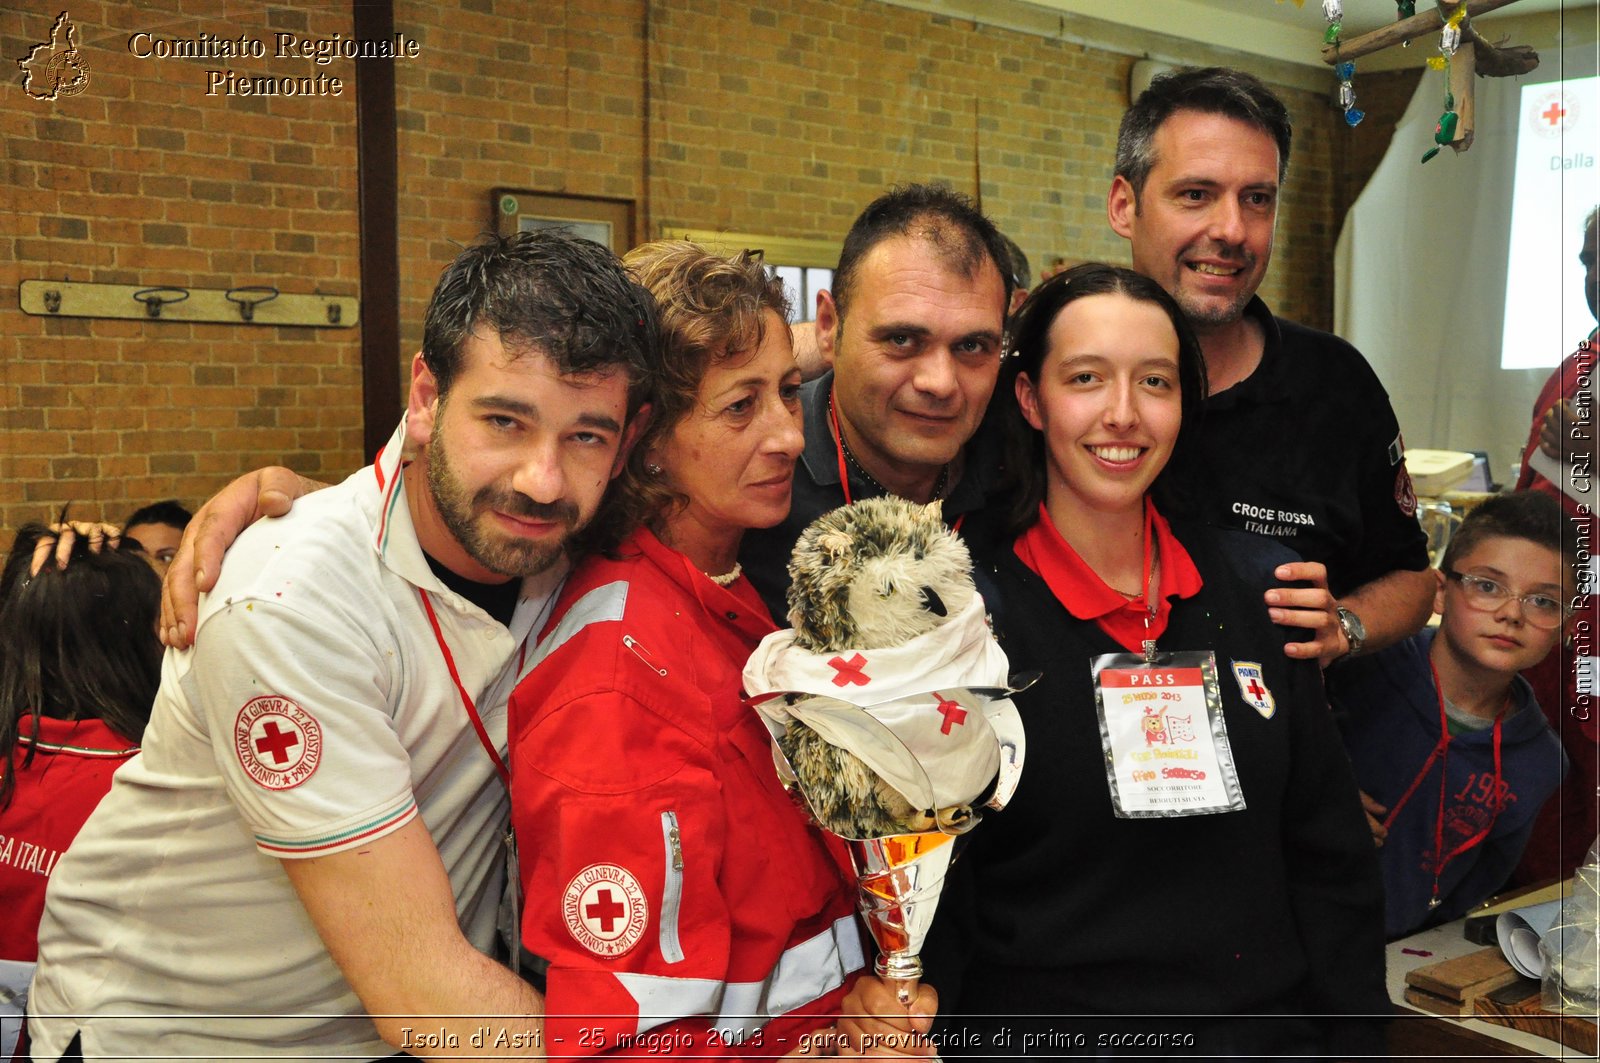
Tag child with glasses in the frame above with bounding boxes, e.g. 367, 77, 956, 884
1328, 492, 1572, 938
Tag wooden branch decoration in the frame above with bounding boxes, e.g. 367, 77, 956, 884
1318, 0, 1540, 157
1320, 0, 1522, 64
1450, 40, 1477, 152
1467, 31, 1540, 77
1441, 1, 1475, 151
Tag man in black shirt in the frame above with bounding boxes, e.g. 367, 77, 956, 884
1107, 67, 1434, 665
741, 185, 1013, 619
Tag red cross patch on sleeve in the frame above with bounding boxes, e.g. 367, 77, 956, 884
564, 863, 649, 958
1395, 465, 1418, 517
234, 695, 323, 790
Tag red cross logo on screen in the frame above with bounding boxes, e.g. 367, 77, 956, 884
1530, 91, 1578, 140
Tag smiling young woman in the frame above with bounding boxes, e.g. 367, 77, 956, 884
922, 263, 1389, 1059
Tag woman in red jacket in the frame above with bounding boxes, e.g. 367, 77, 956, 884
509, 242, 931, 1059
0, 525, 161, 1058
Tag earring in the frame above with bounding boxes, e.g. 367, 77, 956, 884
646, 462, 662, 476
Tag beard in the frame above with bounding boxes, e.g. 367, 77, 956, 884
1174, 241, 1260, 328
1176, 286, 1254, 329
426, 430, 579, 579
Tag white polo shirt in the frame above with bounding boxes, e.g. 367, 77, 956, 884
29, 419, 558, 1060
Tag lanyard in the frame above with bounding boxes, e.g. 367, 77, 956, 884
1381, 660, 1504, 909
828, 389, 857, 505
418, 587, 513, 791
1129, 503, 1159, 662
827, 387, 966, 532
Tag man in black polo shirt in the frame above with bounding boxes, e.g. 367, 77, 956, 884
740, 184, 1014, 619
1107, 67, 1434, 665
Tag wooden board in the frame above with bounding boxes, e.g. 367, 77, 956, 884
1404, 985, 1472, 1017
1405, 948, 1525, 1002
1474, 983, 1599, 1055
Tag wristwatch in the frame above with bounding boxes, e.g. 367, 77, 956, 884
1335, 606, 1367, 658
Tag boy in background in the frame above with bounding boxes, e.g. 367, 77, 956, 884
1329, 492, 1571, 938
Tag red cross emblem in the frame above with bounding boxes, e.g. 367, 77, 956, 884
584, 887, 626, 932
234, 696, 322, 790
564, 863, 648, 957
1529, 92, 1578, 141
1231, 661, 1276, 720
828, 653, 871, 687
254, 720, 300, 765
933, 692, 968, 735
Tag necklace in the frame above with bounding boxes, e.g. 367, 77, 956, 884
706, 563, 742, 587
829, 392, 949, 503
1109, 556, 1160, 600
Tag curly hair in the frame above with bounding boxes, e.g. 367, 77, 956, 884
574, 241, 792, 555
420, 229, 659, 417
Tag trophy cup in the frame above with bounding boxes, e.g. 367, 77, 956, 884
846, 828, 960, 1003
741, 495, 1032, 1002
744, 623, 1030, 1003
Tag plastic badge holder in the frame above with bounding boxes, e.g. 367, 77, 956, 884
1539, 836, 1600, 1015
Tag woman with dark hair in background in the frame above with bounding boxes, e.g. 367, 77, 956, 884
0, 525, 161, 1060
925, 263, 1386, 1057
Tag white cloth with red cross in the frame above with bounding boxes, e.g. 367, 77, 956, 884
742, 594, 1025, 821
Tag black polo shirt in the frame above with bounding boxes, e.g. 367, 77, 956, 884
1162, 297, 1430, 599
739, 370, 1002, 621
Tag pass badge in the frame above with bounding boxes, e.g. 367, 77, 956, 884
1091, 649, 1246, 818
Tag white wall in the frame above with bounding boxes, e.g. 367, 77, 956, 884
1337, 26, 1598, 486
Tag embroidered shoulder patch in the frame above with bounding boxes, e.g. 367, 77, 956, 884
234, 695, 322, 790
564, 863, 649, 957
1231, 661, 1277, 719
1395, 465, 1418, 517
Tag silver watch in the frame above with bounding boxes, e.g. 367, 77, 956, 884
1335, 606, 1367, 658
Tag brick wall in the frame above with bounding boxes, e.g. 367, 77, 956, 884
1, 2, 361, 545
390, 0, 648, 383
3, 0, 1362, 549
639, 1, 1344, 327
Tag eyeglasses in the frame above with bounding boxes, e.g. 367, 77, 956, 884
1443, 570, 1567, 629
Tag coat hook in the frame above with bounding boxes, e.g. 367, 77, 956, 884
131, 286, 190, 319
226, 285, 279, 322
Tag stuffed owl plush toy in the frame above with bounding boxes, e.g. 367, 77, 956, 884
743, 496, 1027, 839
